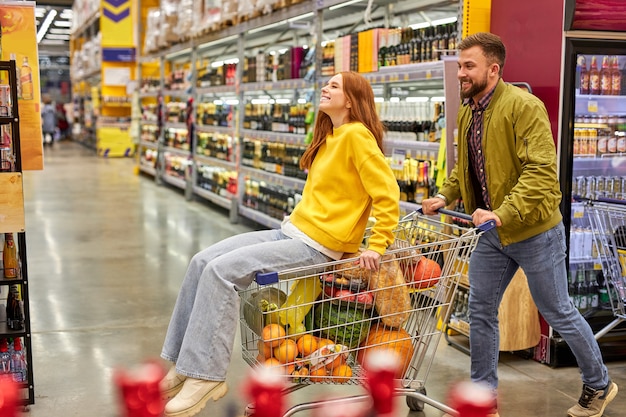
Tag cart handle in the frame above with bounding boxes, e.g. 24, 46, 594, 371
417, 208, 496, 232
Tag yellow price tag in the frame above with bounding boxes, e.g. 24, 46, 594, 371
587, 100, 598, 113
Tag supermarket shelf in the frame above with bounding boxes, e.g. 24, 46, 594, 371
195, 155, 236, 170
241, 129, 307, 145
240, 78, 313, 92
70, 9, 100, 39
197, 85, 240, 96
384, 138, 441, 155
193, 186, 233, 210
238, 206, 282, 230
163, 89, 192, 99
139, 141, 159, 150
165, 122, 189, 130
139, 164, 157, 177
162, 174, 187, 190
576, 94, 626, 115
163, 146, 191, 157
139, 91, 159, 99
196, 124, 235, 134
70, 67, 100, 83
240, 166, 306, 190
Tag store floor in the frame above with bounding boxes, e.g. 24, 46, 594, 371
20, 141, 625, 416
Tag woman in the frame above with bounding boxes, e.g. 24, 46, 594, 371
160, 71, 400, 417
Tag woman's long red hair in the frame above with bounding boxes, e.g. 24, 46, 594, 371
299, 71, 385, 170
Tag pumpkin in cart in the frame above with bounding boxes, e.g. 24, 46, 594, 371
356, 327, 415, 379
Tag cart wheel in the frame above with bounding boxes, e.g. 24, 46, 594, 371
406, 386, 426, 411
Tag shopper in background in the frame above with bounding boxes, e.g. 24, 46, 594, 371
41, 95, 57, 147
159, 71, 400, 417
421, 32, 618, 417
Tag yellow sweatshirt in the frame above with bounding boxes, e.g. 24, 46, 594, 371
290, 122, 399, 255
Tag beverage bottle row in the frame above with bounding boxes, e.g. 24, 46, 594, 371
568, 267, 603, 314
378, 101, 444, 142
578, 55, 623, 96
196, 131, 233, 161
196, 165, 237, 197
390, 151, 437, 204
243, 179, 301, 221
573, 127, 626, 157
241, 139, 308, 180
379, 23, 458, 68
573, 175, 626, 201
197, 102, 233, 128
0, 338, 27, 383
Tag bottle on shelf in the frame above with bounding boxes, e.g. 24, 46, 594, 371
0, 339, 10, 374
611, 56, 622, 96
11, 338, 27, 383
574, 267, 589, 313
589, 56, 600, 95
3, 232, 18, 279
588, 271, 600, 310
600, 55, 612, 96
578, 55, 590, 95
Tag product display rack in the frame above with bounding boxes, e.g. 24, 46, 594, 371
0, 60, 35, 407
134, 0, 462, 229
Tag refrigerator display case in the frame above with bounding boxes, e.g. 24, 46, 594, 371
556, 10, 626, 365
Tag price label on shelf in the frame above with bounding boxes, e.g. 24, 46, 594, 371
391, 148, 406, 170
587, 100, 598, 113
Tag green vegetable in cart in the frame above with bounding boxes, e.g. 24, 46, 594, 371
312, 301, 371, 349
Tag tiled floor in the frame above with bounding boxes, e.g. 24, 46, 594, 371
19, 141, 625, 416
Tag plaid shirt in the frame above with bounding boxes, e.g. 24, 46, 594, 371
464, 85, 497, 209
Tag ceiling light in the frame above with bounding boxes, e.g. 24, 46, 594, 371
329, 0, 364, 11
49, 28, 71, 35
53, 20, 72, 27
431, 17, 458, 26
46, 34, 71, 40
37, 9, 57, 43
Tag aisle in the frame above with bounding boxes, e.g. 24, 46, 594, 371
18, 141, 626, 416
22, 142, 255, 415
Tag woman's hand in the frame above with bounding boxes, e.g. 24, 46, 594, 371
359, 249, 381, 271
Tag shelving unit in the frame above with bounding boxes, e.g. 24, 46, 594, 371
131, 0, 461, 229
0, 60, 35, 406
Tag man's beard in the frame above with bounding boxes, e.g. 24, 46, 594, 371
460, 75, 488, 100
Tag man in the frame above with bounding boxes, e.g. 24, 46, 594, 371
422, 32, 617, 417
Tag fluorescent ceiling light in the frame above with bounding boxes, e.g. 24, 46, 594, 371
430, 96, 445, 102
406, 97, 430, 102
35, 7, 46, 18
225, 99, 239, 105
275, 98, 290, 104
374, 97, 384, 103
37, 9, 57, 43
60, 9, 73, 18
46, 34, 71, 40
329, 0, 364, 11
431, 17, 458, 26
50, 28, 72, 34
288, 12, 313, 22
409, 22, 431, 29
54, 20, 72, 27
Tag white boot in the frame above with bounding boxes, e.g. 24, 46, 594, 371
164, 378, 228, 417
159, 366, 187, 399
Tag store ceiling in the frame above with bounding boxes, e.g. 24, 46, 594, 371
35, 0, 73, 63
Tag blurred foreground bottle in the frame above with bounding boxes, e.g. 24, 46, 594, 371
3, 233, 17, 279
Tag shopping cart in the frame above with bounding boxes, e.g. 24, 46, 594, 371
239, 209, 494, 417
582, 196, 626, 339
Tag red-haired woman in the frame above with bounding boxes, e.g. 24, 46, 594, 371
159, 72, 399, 417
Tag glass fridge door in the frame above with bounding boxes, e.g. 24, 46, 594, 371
569, 52, 626, 314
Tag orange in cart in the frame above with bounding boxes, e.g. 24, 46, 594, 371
296, 335, 319, 357
258, 340, 273, 359
274, 339, 298, 364
262, 324, 286, 347
331, 364, 352, 383
309, 366, 328, 383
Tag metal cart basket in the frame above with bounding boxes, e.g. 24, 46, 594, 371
239, 210, 493, 417
585, 198, 626, 339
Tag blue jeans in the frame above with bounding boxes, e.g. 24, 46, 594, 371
161, 229, 330, 381
468, 221, 608, 390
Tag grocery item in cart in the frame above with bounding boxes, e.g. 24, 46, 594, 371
335, 253, 411, 328
242, 287, 287, 336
